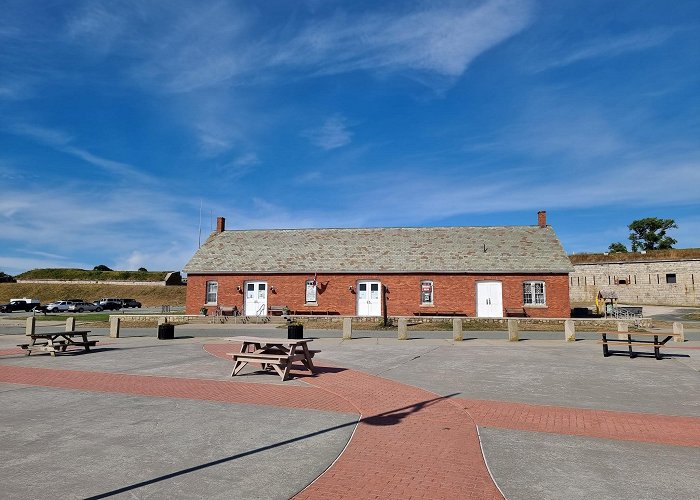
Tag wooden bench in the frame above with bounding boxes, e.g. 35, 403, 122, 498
413, 311, 463, 317
505, 308, 527, 317
598, 332, 680, 360
289, 310, 338, 315
267, 305, 287, 316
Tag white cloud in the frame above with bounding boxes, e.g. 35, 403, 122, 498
232, 153, 260, 167
303, 115, 353, 150
272, 0, 532, 80
537, 27, 677, 71
8, 123, 152, 179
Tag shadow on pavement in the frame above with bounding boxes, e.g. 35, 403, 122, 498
84, 393, 458, 499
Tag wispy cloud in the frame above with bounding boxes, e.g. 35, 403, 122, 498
537, 27, 677, 71
8, 123, 152, 180
272, 0, 532, 80
303, 115, 353, 150
124, 0, 532, 93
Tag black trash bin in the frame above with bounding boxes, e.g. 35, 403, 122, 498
158, 323, 175, 340
287, 323, 303, 339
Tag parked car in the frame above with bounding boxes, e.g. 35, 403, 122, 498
0, 298, 40, 312
44, 301, 76, 313
94, 300, 121, 311
68, 301, 103, 313
121, 298, 142, 308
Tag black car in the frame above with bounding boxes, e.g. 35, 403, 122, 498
122, 299, 142, 308
93, 300, 122, 311
0, 300, 41, 312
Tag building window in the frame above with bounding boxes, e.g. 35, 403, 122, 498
305, 279, 317, 304
666, 273, 677, 284
523, 281, 546, 305
205, 281, 218, 304
420, 280, 434, 305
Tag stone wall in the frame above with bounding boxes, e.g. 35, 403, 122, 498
570, 259, 700, 306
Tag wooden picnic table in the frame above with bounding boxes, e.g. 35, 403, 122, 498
18, 331, 97, 357
598, 331, 680, 360
225, 336, 318, 381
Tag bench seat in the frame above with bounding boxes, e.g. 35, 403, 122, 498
505, 308, 527, 317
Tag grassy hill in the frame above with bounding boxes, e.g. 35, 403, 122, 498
0, 283, 186, 307
16, 268, 170, 282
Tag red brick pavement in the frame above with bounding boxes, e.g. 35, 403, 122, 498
459, 398, 700, 447
0, 364, 356, 413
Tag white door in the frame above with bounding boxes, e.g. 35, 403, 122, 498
244, 281, 268, 316
476, 281, 503, 317
356, 280, 382, 317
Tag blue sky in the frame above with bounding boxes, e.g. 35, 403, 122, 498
1, 0, 699, 276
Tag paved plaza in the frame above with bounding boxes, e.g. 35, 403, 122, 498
0, 323, 698, 499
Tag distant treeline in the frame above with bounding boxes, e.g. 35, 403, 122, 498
16, 268, 171, 282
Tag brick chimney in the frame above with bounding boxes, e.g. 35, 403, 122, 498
537, 211, 547, 228
216, 216, 226, 233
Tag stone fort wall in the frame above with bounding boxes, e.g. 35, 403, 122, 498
570, 259, 700, 306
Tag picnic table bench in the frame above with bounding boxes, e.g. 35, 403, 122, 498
598, 331, 680, 360
18, 331, 97, 357
225, 336, 318, 381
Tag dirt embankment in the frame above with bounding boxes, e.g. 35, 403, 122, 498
0, 283, 186, 307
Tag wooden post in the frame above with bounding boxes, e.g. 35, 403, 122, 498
398, 318, 408, 340
65, 317, 76, 332
109, 316, 120, 338
673, 322, 684, 343
342, 317, 352, 340
453, 318, 463, 341
25, 316, 36, 336
508, 319, 519, 342
564, 319, 575, 342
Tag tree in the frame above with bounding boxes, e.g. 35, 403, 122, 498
608, 242, 628, 253
138, 267, 148, 272
0, 270, 15, 283
93, 264, 113, 271
628, 217, 677, 252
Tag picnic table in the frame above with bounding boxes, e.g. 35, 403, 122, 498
225, 336, 318, 381
18, 330, 97, 357
598, 331, 680, 360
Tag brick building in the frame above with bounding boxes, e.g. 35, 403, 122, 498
569, 249, 700, 306
183, 212, 573, 318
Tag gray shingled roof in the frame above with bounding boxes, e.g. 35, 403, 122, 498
184, 226, 573, 274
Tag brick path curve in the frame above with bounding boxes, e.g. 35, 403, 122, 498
206, 343, 503, 499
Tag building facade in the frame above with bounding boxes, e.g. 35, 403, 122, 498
569, 250, 700, 306
184, 213, 573, 318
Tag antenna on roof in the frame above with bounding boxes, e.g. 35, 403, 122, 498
198, 200, 202, 248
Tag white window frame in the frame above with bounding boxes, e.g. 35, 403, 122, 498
205, 281, 218, 304
420, 280, 434, 305
523, 281, 546, 306
305, 279, 318, 304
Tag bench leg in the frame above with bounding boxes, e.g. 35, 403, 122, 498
232, 360, 248, 376
654, 347, 662, 360
602, 334, 610, 357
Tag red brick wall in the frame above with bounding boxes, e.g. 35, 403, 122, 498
186, 273, 571, 318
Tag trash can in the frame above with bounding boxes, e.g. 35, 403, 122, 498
287, 323, 303, 339
158, 323, 175, 340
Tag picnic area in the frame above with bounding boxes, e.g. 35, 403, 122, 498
0, 320, 698, 499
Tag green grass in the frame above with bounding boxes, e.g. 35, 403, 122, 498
16, 268, 169, 282
0, 283, 186, 307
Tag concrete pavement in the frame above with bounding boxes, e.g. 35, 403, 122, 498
0, 326, 698, 499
